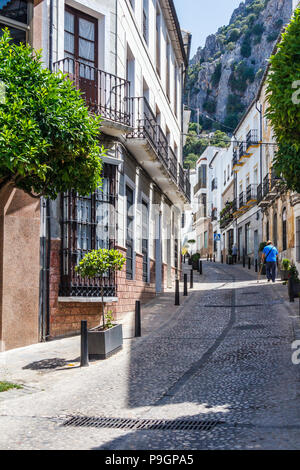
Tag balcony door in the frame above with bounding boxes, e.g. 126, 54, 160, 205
64, 7, 98, 110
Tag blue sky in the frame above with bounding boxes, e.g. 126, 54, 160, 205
174, 0, 244, 57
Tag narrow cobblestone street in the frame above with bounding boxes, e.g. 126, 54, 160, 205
1, 261, 300, 450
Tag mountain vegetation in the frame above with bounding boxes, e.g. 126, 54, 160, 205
183, 0, 294, 169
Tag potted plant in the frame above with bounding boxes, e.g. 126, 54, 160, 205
188, 240, 196, 255
280, 258, 291, 281
191, 252, 200, 270
76, 248, 126, 359
288, 263, 300, 302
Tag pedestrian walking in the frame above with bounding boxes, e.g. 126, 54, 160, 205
262, 240, 278, 283
232, 243, 237, 264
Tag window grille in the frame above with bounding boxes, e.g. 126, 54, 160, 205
60, 164, 117, 297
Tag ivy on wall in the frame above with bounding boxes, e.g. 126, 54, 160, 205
266, 7, 300, 192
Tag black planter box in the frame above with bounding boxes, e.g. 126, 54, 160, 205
280, 270, 289, 281
88, 324, 123, 360
288, 279, 300, 302
192, 261, 199, 270
188, 259, 192, 265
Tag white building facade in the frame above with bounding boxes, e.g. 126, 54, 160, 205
35, 0, 191, 338
232, 102, 263, 263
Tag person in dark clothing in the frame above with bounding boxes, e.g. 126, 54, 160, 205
262, 240, 279, 283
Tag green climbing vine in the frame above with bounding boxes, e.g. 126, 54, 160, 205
266, 7, 300, 192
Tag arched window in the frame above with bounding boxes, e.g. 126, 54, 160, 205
266, 220, 270, 241
282, 208, 287, 251
273, 213, 277, 247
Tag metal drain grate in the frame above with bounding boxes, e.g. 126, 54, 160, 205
62, 416, 221, 431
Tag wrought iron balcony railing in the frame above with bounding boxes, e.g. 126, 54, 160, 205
246, 129, 259, 149
211, 208, 218, 221
239, 142, 247, 159
258, 168, 282, 204
184, 169, 191, 203
194, 179, 207, 194
257, 183, 263, 203
168, 147, 178, 184
178, 164, 185, 194
126, 97, 190, 200
54, 57, 131, 126
233, 198, 237, 213
246, 184, 257, 203
211, 178, 218, 191
239, 192, 246, 208
232, 151, 238, 168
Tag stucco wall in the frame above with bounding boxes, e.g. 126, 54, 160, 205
0, 187, 40, 351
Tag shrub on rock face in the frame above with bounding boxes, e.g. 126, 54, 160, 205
266, 8, 300, 193
0, 30, 105, 199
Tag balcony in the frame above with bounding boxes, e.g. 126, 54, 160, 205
246, 184, 257, 204
219, 202, 234, 229
126, 97, 190, 205
193, 179, 207, 195
239, 192, 246, 209
246, 130, 259, 150
193, 206, 207, 224
184, 171, 191, 203
258, 168, 283, 206
211, 208, 218, 222
232, 149, 244, 172
53, 58, 132, 135
239, 142, 247, 160
211, 178, 218, 191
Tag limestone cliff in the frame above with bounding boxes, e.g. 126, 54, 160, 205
186, 0, 293, 131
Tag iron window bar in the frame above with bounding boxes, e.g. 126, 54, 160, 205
59, 164, 117, 297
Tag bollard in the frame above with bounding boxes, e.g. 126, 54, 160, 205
80, 320, 89, 368
190, 269, 194, 289
135, 301, 141, 337
248, 257, 251, 270
221, 254, 223, 264
226, 255, 228, 265
207, 254, 209, 261
184, 274, 188, 296
255, 259, 258, 273
199, 260, 203, 275
288, 279, 295, 303
175, 279, 180, 306
243, 255, 246, 268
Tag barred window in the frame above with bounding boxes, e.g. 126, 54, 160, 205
142, 200, 149, 282
126, 185, 134, 280
282, 208, 287, 251
60, 164, 117, 297
296, 217, 300, 262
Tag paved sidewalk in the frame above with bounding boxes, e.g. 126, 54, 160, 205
0, 262, 204, 391
1, 260, 300, 450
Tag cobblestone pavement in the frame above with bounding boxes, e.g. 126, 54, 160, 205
1, 261, 300, 450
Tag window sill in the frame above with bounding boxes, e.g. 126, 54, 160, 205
58, 297, 118, 303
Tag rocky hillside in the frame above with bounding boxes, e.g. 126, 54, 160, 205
186, 0, 293, 131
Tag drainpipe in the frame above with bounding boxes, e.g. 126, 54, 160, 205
255, 100, 263, 244
256, 101, 263, 186
115, 0, 118, 76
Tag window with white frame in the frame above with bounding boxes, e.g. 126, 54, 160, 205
0, 0, 31, 44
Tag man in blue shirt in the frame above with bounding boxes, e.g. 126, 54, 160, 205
262, 240, 279, 283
